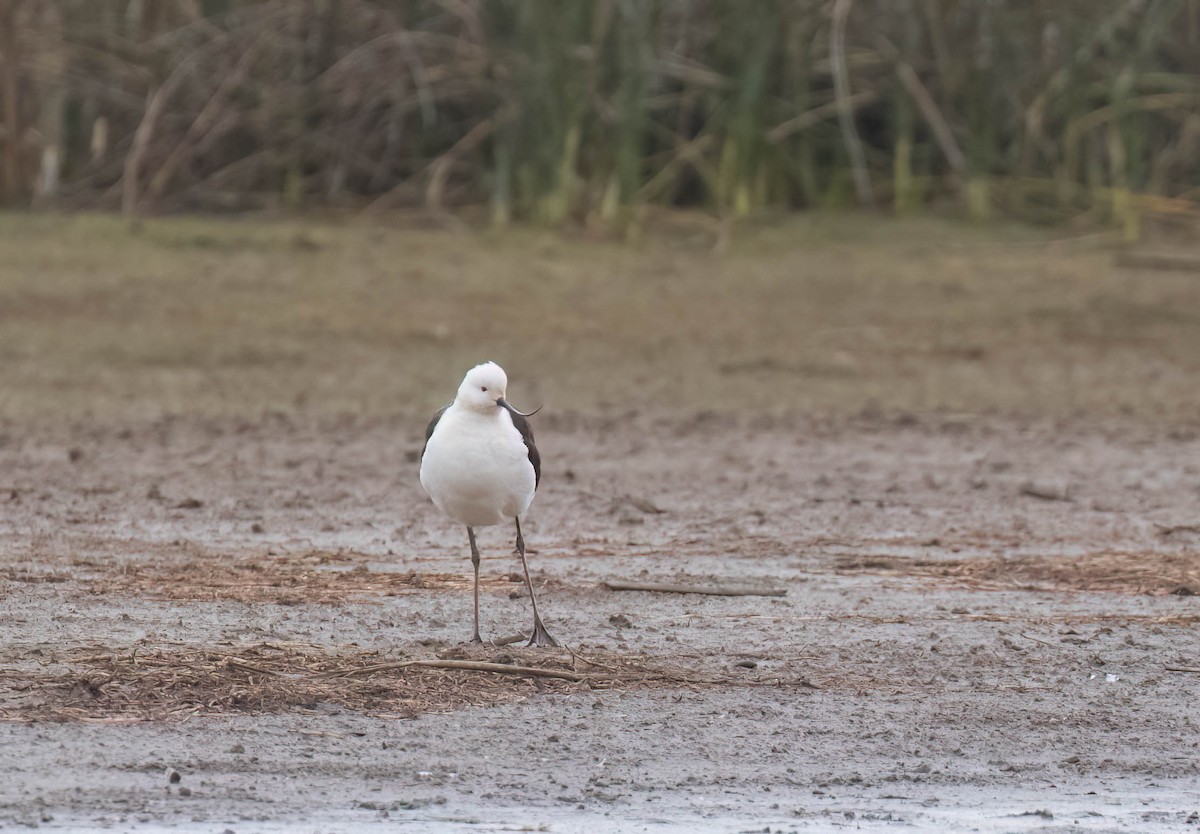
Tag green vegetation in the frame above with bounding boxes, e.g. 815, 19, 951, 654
1, 1, 1198, 229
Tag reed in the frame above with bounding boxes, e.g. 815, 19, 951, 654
0, 0, 1194, 229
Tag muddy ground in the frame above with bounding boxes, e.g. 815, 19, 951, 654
0, 214, 1199, 832
2, 412, 1198, 832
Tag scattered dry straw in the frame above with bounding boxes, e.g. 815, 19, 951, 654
25, 550, 515, 605
0, 642, 758, 724
835, 551, 1200, 595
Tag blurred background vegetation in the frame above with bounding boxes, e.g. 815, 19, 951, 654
1, 0, 1199, 233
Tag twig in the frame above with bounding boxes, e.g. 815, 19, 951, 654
1018, 481, 1072, 501
1165, 666, 1200, 674
326, 659, 586, 682
142, 40, 262, 207
896, 61, 967, 176
120, 32, 234, 215
220, 656, 283, 677
767, 91, 878, 144
602, 580, 787, 597
121, 83, 167, 214
1155, 523, 1200, 537
363, 117, 493, 215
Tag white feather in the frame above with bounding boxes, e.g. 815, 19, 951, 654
420, 364, 536, 527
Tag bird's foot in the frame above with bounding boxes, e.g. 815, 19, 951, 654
526, 619, 560, 648
469, 632, 484, 645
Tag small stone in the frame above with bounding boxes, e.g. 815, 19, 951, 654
178, 786, 192, 797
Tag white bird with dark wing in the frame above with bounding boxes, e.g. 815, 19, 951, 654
419, 361, 558, 647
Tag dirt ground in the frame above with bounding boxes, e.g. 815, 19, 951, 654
1, 213, 1199, 832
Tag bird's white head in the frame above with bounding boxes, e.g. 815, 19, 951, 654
455, 361, 510, 413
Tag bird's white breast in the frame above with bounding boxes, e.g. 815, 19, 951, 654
420, 406, 537, 527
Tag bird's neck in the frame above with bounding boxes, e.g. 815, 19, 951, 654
452, 402, 503, 419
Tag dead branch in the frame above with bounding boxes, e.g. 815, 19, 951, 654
1018, 481, 1071, 501
1155, 523, 1200, 537
328, 658, 586, 682
141, 40, 261, 208
767, 91, 878, 144
602, 580, 787, 597
896, 61, 966, 176
120, 29, 235, 214
220, 656, 286, 678
1165, 666, 1200, 674
120, 82, 166, 214
363, 116, 493, 215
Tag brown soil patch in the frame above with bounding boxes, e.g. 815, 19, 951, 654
835, 551, 1200, 595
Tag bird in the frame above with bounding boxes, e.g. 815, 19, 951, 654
419, 361, 558, 647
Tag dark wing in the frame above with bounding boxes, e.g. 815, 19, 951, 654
420, 404, 450, 462
509, 412, 541, 488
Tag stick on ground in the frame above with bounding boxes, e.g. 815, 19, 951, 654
327, 659, 586, 682
1018, 481, 1071, 501
602, 580, 787, 597
1155, 523, 1200, 537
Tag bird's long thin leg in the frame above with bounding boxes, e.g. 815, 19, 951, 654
467, 526, 483, 644
516, 517, 558, 647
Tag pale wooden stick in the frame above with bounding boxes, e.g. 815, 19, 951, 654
602, 580, 787, 597
327, 659, 585, 682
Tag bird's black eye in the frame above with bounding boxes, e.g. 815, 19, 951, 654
480, 386, 488, 392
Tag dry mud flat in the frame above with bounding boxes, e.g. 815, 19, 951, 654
1, 411, 1199, 833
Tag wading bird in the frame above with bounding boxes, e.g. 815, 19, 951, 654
419, 362, 558, 647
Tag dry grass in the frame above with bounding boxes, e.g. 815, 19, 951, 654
2, 213, 1200, 423
0, 641, 789, 724
62, 550, 509, 605
835, 551, 1200, 596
